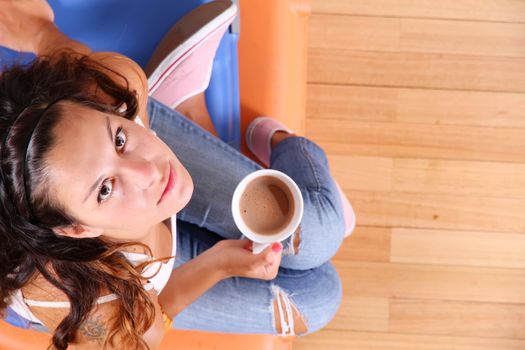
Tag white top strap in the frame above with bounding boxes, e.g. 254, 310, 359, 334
23, 281, 155, 308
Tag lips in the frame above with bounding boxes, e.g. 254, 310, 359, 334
157, 162, 175, 205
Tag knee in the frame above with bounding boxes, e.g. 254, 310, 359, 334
280, 199, 345, 270
271, 265, 342, 336
319, 187, 347, 238
304, 264, 343, 334
304, 188, 346, 241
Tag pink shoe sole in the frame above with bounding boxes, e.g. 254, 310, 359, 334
145, 0, 237, 108
334, 181, 356, 238
246, 116, 356, 238
246, 116, 294, 167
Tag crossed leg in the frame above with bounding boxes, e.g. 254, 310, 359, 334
171, 220, 342, 335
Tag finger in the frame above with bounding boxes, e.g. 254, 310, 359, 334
262, 243, 283, 264
243, 240, 253, 251
271, 242, 283, 253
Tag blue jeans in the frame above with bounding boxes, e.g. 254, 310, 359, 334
147, 98, 346, 335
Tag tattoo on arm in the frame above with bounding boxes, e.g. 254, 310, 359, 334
79, 314, 107, 346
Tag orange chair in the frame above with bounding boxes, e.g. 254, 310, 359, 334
0, 0, 310, 348
239, 0, 311, 160
0, 319, 294, 349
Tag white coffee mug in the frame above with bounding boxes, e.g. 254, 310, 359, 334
231, 169, 304, 254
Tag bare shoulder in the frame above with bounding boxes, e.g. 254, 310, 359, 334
21, 271, 70, 330
22, 271, 165, 349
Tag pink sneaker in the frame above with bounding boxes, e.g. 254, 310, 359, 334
246, 116, 356, 238
145, 0, 237, 108
246, 116, 295, 168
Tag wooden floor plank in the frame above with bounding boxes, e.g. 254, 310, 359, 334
336, 227, 525, 270
334, 261, 525, 304
311, 0, 525, 23
334, 227, 391, 263
308, 48, 525, 93
307, 84, 525, 128
306, 119, 525, 163
389, 299, 525, 340
325, 296, 390, 332
309, 15, 525, 58
391, 229, 525, 269
328, 155, 393, 192
295, 329, 525, 350
346, 190, 525, 233
328, 155, 525, 198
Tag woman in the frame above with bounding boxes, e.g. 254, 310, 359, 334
0, 1, 352, 349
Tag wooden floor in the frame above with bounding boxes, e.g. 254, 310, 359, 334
295, 1, 525, 349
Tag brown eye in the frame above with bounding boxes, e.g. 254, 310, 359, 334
97, 179, 113, 203
115, 127, 126, 150
96, 127, 127, 204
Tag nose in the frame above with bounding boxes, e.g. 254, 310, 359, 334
121, 156, 161, 190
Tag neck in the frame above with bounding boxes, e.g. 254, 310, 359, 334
102, 222, 162, 254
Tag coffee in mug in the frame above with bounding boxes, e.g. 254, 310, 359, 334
232, 169, 304, 254
239, 175, 295, 236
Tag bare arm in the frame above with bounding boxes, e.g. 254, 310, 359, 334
0, 0, 151, 129
158, 240, 283, 318
35, 22, 91, 56
158, 242, 227, 317
0, 0, 223, 135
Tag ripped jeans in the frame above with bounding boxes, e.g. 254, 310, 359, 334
148, 97, 345, 336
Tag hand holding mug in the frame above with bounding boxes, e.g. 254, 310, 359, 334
212, 239, 283, 280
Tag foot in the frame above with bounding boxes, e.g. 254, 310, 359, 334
145, 0, 237, 108
246, 116, 295, 168
271, 130, 296, 150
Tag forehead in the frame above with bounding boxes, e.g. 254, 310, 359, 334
46, 103, 113, 200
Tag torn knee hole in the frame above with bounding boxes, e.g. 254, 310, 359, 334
286, 227, 300, 255
293, 228, 300, 254
272, 289, 308, 336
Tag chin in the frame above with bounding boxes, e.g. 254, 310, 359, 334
168, 173, 194, 216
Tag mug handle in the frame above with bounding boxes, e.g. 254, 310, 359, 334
252, 242, 270, 255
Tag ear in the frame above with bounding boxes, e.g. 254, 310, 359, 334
52, 223, 103, 239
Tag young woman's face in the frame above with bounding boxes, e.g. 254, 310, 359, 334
46, 102, 194, 241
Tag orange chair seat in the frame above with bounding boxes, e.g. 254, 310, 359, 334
0, 320, 293, 350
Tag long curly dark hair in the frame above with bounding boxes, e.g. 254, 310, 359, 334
0, 49, 160, 349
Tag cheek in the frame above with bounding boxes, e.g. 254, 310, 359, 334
145, 131, 170, 154
102, 203, 150, 232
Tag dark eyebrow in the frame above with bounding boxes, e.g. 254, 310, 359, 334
82, 116, 113, 204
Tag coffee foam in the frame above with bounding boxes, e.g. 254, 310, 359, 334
239, 175, 295, 236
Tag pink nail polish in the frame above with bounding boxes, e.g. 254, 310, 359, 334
272, 243, 282, 253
